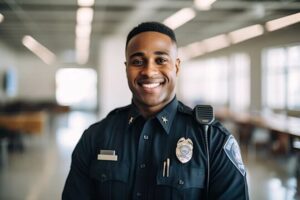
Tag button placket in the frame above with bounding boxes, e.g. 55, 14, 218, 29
132, 119, 153, 199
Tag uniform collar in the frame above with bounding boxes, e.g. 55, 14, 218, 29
155, 97, 178, 134
127, 97, 178, 135
127, 103, 141, 126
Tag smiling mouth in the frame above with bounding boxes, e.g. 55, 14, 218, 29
138, 78, 165, 91
141, 83, 161, 89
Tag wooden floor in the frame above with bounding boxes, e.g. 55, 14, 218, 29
0, 111, 299, 200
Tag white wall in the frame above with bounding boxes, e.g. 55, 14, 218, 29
16, 53, 58, 101
98, 36, 132, 118
0, 40, 60, 103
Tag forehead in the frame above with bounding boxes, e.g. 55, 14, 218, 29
126, 31, 176, 55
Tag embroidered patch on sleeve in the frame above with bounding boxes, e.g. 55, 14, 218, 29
223, 135, 246, 176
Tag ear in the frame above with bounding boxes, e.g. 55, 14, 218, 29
175, 58, 180, 75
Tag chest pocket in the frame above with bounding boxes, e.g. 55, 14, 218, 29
89, 160, 130, 200
156, 165, 205, 200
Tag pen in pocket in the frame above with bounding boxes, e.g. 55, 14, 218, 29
166, 158, 170, 177
163, 161, 166, 177
163, 158, 170, 177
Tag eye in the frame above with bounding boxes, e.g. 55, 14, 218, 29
131, 59, 144, 66
156, 57, 168, 65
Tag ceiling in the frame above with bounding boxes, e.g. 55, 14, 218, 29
0, 0, 300, 67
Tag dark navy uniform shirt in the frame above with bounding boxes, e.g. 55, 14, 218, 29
62, 98, 249, 200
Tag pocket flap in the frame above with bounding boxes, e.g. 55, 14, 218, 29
157, 166, 205, 190
90, 160, 129, 183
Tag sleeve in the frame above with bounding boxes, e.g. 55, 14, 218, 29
62, 129, 96, 200
208, 125, 249, 200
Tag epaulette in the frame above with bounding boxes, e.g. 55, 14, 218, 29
177, 101, 193, 115
107, 105, 131, 116
211, 120, 231, 136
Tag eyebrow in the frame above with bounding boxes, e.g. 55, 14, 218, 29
129, 51, 170, 59
129, 52, 144, 59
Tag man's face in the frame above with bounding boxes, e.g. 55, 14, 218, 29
125, 31, 180, 111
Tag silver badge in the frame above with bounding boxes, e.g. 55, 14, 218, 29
176, 137, 193, 163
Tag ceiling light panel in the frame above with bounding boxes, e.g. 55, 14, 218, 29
229, 24, 264, 44
266, 12, 300, 31
163, 8, 196, 30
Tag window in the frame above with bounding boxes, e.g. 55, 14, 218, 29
56, 68, 97, 110
263, 44, 300, 110
287, 46, 300, 110
229, 53, 250, 112
180, 57, 228, 107
264, 48, 286, 109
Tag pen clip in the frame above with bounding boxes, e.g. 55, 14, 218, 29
163, 161, 166, 177
166, 158, 170, 177
162, 158, 170, 178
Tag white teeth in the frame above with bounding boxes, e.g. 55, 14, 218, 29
142, 83, 160, 89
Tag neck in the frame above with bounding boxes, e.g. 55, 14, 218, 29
133, 98, 174, 119
138, 105, 162, 119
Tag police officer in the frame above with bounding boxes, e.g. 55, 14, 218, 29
62, 22, 249, 200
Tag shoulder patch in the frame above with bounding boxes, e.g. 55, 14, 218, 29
223, 135, 246, 176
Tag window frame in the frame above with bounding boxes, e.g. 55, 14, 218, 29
262, 43, 300, 115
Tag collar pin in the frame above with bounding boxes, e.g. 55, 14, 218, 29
162, 116, 168, 124
129, 117, 134, 124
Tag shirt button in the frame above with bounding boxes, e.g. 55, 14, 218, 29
178, 179, 184, 185
101, 174, 107, 181
140, 164, 146, 168
143, 135, 149, 140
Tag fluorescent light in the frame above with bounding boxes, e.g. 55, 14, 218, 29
178, 41, 205, 60
178, 34, 229, 60
22, 35, 56, 65
202, 34, 230, 52
0, 13, 4, 23
266, 12, 300, 31
75, 7, 93, 64
77, 8, 94, 25
76, 37, 90, 65
163, 8, 196, 30
78, 0, 95, 7
228, 24, 264, 44
76, 49, 89, 65
194, 0, 217, 10
179, 23, 265, 61
76, 24, 92, 38
76, 38, 90, 51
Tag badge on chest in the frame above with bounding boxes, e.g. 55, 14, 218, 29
176, 137, 193, 163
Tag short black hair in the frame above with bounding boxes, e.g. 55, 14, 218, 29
126, 22, 177, 48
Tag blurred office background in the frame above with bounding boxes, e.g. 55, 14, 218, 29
0, 0, 300, 199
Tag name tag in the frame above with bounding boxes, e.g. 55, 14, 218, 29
97, 149, 118, 161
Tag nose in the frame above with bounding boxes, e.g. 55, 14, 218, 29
140, 60, 158, 77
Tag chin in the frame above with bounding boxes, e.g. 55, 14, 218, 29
141, 99, 162, 107
141, 95, 172, 107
